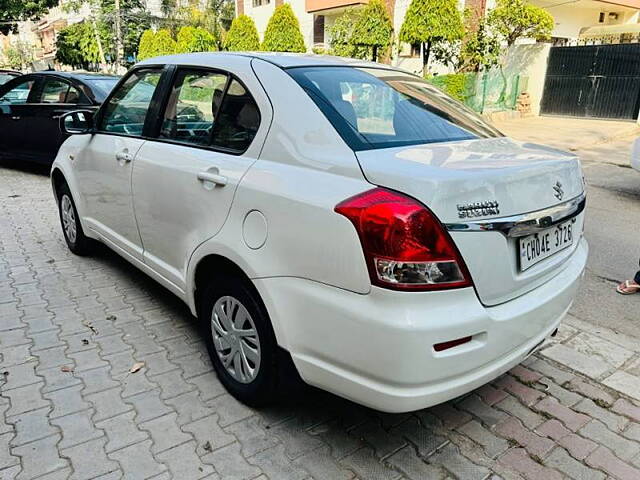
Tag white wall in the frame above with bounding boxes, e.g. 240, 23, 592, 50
503, 43, 551, 116
287, 0, 315, 49
532, 2, 640, 41
243, 0, 314, 51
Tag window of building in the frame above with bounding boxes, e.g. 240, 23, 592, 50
398, 43, 421, 58
252, 0, 269, 7
313, 15, 325, 45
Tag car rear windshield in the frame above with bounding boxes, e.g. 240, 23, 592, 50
287, 66, 502, 151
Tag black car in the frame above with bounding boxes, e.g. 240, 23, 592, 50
0, 71, 120, 165
0, 69, 20, 86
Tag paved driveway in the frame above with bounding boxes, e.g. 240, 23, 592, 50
2, 163, 640, 480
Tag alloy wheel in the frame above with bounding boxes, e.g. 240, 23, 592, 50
61, 195, 77, 244
211, 295, 261, 384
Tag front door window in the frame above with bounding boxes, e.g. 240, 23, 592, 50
99, 69, 162, 136
0, 79, 36, 105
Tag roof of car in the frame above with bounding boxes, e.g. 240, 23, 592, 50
138, 52, 399, 70
29, 71, 120, 81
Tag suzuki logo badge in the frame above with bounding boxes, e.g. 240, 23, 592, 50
553, 181, 564, 201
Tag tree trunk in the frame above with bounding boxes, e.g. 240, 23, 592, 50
422, 40, 431, 76
91, 18, 106, 66
372, 45, 378, 62
114, 0, 124, 68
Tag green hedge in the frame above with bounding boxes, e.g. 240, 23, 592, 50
426, 73, 475, 103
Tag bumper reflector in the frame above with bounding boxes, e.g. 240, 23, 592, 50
434, 336, 472, 352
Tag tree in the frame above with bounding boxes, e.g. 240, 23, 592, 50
137, 29, 176, 60
487, 0, 554, 47
399, 0, 464, 73
137, 29, 156, 60
328, 8, 370, 59
224, 15, 260, 51
56, 21, 109, 69
432, 11, 500, 73
0, 0, 57, 35
63, 0, 151, 66
261, 4, 306, 53
2, 41, 34, 69
352, 0, 392, 62
154, 29, 177, 57
176, 26, 217, 53
160, 0, 234, 50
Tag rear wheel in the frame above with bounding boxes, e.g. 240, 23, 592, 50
199, 275, 280, 407
57, 183, 93, 256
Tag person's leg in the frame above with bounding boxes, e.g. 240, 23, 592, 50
617, 271, 640, 294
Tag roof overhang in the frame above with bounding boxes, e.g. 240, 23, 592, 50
306, 0, 367, 14
579, 22, 640, 37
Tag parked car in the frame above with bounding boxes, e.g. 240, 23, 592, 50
0, 71, 119, 165
51, 53, 588, 413
0, 69, 20, 86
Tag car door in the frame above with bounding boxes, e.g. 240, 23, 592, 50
0, 76, 40, 160
74, 67, 164, 261
131, 65, 270, 289
28, 76, 92, 163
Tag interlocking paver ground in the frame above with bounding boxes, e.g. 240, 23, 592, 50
4, 163, 640, 480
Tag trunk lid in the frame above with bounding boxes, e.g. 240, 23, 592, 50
355, 137, 586, 306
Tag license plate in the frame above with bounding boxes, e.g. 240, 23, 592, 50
519, 219, 575, 271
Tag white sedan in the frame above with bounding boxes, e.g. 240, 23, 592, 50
51, 53, 588, 413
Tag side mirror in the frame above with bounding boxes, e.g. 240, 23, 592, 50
60, 110, 94, 135
632, 137, 640, 172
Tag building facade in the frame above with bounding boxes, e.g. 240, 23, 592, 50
531, 0, 640, 45
237, 0, 640, 72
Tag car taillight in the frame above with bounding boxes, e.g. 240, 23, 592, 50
335, 188, 473, 291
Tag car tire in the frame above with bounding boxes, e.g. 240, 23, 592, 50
199, 275, 282, 407
57, 183, 93, 256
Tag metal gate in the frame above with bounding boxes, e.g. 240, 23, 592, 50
540, 43, 640, 120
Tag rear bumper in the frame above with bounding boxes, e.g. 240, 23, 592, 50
255, 238, 588, 413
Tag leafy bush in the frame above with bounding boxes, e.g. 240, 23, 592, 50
56, 21, 108, 68
328, 8, 371, 59
488, 0, 554, 47
261, 4, 306, 53
176, 26, 217, 53
399, 0, 464, 72
155, 29, 178, 56
137, 29, 177, 60
352, 0, 393, 61
224, 15, 260, 51
426, 73, 475, 102
137, 29, 156, 61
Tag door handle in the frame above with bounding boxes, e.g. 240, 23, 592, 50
115, 151, 133, 163
197, 171, 228, 186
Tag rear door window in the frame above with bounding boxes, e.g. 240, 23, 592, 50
211, 79, 260, 153
40, 79, 82, 104
156, 72, 260, 154
98, 69, 162, 136
160, 70, 228, 146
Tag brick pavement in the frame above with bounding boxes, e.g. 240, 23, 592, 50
2, 163, 640, 479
